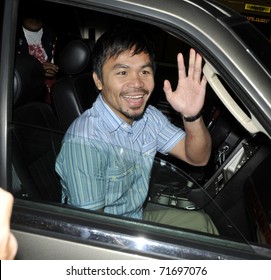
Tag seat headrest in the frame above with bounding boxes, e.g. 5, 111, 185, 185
13, 54, 46, 107
58, 40, 91, 75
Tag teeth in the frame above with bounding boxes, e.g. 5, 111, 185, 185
124, 95, 143, 99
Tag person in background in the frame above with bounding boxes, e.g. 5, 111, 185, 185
0, 188, 18, 260
16, 0, 58, 104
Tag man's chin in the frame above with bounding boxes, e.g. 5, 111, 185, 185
124, 108, 145, 121
131, 114, 144, 121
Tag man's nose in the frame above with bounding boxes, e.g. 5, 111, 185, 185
128, 73, 144, 88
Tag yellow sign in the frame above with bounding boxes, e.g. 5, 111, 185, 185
245, 4, 271, 14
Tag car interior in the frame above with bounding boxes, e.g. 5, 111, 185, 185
10, 0, 271, 252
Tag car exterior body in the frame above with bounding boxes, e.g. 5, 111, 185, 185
1, 0, 271, 259
217, 0, 271, 38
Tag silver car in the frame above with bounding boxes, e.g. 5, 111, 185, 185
1, 0, 271, 259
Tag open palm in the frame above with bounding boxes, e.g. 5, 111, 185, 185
163, 49, 207, 117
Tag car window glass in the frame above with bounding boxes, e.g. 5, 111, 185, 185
231, 22, 271, 73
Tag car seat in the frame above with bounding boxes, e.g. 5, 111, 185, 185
51, 39, 98, 131
12, 53, 63, 202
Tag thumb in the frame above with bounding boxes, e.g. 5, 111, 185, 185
7, 233, 18, 260
163, 80, 173, 97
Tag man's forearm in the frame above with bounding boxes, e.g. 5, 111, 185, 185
183, 116, 212, 166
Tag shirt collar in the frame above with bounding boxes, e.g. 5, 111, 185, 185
95, 95, 147, 136
95, 95, 125, 133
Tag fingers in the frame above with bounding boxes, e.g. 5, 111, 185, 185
163, 79, 173, 96
45, 68, 57, 77
175, 49, 205, 85
187, 48, 196, 78
43, 62, 59, 77
6, 233, 18, 260
177, 52, 186, 81
188, 48, 204, 82
163, 49, 206, 106
0, 188, 13, 227
0, 188, 18, 260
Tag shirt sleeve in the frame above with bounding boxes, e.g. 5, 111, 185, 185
55, 137, 107, 210
148, 106, 185, 154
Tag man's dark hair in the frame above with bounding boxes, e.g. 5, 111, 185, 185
92, 25, 156, 81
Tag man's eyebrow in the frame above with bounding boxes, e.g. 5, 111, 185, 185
112, 63, 153, 70
112, 64, 129, 70
142, 62, 154, 69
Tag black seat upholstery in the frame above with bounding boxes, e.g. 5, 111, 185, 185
12, 53, 63, 202
13, 53, 47, 107
52, 39, 98, 131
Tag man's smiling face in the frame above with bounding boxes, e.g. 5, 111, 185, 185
93, 48, 155, 124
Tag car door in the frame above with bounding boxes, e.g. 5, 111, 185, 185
2, 0, 271, 260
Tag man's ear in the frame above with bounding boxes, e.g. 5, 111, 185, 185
92, 72, 103, 91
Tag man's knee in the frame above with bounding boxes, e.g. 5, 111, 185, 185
143, 209, 219, 235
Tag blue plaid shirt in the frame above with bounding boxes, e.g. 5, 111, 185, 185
55, 95, 185, 219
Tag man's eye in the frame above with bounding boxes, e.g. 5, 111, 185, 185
142, 70, 151, 75
117, 71, 127, 75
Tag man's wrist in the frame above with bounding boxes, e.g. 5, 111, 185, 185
182, 111, 202, 122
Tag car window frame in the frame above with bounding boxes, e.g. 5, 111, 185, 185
7, 0, 271, 259
0, 0, 19, 190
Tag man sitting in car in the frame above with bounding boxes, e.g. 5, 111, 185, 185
55, 26, 218, 235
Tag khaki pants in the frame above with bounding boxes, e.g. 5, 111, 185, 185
143, 208, 219, 235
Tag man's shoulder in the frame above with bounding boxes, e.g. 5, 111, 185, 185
145, 105, 168, 122
65, 108, 99, 136
78, 106, 100, 122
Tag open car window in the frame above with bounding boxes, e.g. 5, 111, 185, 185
9, 0, 271, 259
